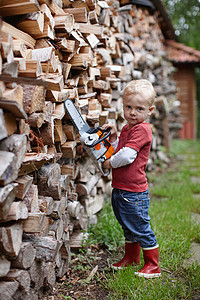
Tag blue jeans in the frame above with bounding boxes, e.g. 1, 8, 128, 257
111, 188, 157, 248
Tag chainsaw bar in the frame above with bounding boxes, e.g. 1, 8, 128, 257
64, 99, 90, 135
64, 99, 110, 176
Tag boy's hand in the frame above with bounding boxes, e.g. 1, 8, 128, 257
103, 158, 111, 169
101, 123, 117, 143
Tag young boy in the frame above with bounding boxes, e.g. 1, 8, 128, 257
102, 79, 161, 278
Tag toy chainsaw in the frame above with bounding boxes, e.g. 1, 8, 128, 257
64, 99, 115, 176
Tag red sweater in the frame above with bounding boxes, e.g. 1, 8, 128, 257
112, 123, 152, 192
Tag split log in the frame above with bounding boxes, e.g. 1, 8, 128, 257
2, 61, 18, 78
60, 195, 68, 212
40, 74, 64, 91
57, 40, 75, 54
29, 260, 45, 291
2, 269, 31, 293
88, 10, 99, 24
32, 47, 58, 73
0, 1, 40, 17
99, 110, 109, 125
52, 102, 65, 117
54, 119, 67, 144
43, 262, 56, 290
54, 14, 75, 33
23, 212, 45, 233
0, 183, 18, 220
12, 39, 28, 58
37, 163, 62, 199
46, 88, 71, 102
70, 230, 87, 250
64, 7, 88, 22
84, 194, 104, 216
39, 118, 54, 146
18, 153, 54, 176
75, 23, 104, 35
0, 256, 11, 278
14, 175, 33, 200
0, 99, 27, 119
18, 60, 42, 78
0, 109, 8, 141
1, 21, 36, 49
49, 218, 64, 241
5, 201, 28, 222
18, 119, 30, 136
24, 235, 60, 262
42, 0, 65, 15
59, 241, 70, 260
28, 112, 44, 128
23, 85, 46, 114
86, 34, 100, 48
16, 11, 44, 38
0, 221, 23, 258
0, 134, 27, 183
0, 73, 64, 90
0, 151, 15, 186
3, 112, 17, 136
11, 242, 36, 270
60, 169, 70, 191
38, 196, 54, 215
74, 206, 88, 231
0, 281, 19, 300
56, 258, 69, 278
50, 201, 62, 220
32, 46, 54, 61
99, 93, 112, 108
67, 201, 81, 218
0, 34, 14, 64
23, 184, 39, 213
76, 173, 100, 196
61, 141, 77, 159
62, 124, 76, 141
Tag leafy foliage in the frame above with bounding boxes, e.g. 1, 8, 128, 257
162, 0, 200, 50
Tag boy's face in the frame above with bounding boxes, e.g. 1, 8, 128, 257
123, 93, 154, 128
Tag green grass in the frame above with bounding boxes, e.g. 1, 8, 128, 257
87, 200, 124, 251
87, 139, 200, 299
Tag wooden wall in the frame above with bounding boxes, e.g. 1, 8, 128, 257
173, 65, 197, 139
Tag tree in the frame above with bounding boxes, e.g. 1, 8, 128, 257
162, 0, 200, 50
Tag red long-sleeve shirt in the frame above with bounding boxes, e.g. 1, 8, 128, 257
112, 122, 152, 192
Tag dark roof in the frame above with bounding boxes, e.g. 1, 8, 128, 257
129, 0, 155, 11
166, 40, 200, 65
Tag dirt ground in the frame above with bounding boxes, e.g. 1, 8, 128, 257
51, 245, 120, 300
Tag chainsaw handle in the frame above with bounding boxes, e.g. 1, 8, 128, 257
87, 127, 111, 147
97, 126, 111, 142
99, 165, 110, 177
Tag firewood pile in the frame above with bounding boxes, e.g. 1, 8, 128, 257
0, 0, 180, 298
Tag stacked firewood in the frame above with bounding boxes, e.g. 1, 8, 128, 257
0, 0, 179, 298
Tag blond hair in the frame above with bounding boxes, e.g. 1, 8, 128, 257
123, 79, 156, 106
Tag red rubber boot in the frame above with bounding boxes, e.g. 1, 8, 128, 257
112, 241, 140, 270
135, 245, 161, 278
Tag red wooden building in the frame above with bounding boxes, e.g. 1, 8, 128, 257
166, 40, 200, 140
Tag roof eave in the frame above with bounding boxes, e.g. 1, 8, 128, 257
150, 0, 176, 40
